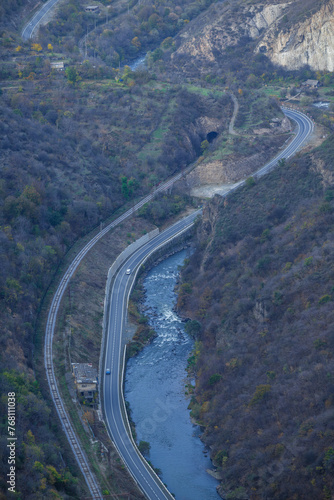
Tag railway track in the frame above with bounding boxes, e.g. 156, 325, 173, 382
43, 175, 183, 498
45, 270, 102, 498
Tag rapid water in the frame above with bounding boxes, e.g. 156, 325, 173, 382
125, 250, 220, 500
128, 54, 146, 71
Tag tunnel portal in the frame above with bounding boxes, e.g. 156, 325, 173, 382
207, 131, 218, 143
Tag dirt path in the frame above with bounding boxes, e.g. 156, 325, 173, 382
228, 92, 239, 135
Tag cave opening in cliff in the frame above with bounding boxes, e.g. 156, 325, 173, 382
207, 131, 218, 143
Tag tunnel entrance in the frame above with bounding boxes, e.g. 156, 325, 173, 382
207, 131, 218, 143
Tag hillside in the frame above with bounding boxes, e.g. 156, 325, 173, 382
37, 0, 217, 67
0, 62, 236, 496
0, 0, 241, 496
155, 0, 334, 80
178, 139, 334, 499
2, 0, 334, 497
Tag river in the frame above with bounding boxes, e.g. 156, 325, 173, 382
125, 250, 220, 500
128, 54, 146, 71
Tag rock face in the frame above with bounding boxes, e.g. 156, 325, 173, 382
197, 193, 221, 241
172, 0, 334, 72
248, 3, 289, 39
195, 116, 223, 136
312, 155, 334, 187
172, 1, 289, 72
258, 0, 334, 71
253, 298, 271, 322
187, 152, 271, 187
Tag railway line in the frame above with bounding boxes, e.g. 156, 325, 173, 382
45, 305, 102, 498
43, 171, 189, 498
43, 107, 313, 499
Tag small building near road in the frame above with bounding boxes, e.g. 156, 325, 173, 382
50, 61, 65, 71
72, 363, 98, 402
302, 79, 320, 88
85, 5, 100, 13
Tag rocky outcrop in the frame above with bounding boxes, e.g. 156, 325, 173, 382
187, 152, 270, 187
248, 3, 289, 39
198, 193, 222, 241
311, 155, 334, 187
172, 1, 289, 72
258, 0, 334, 71
253, 298, 271, 322
172, 0, 334, 73
195, 116, 223, 136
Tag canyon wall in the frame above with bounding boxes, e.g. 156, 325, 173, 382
172, 0, 334, 72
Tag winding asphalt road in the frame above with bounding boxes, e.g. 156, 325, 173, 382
22, 0, 62, 40
43, 106, 312, 499
103, 212, 199, 500
225, 107, 314, 195
258, 107, 314, 176
102, 107, 314, 499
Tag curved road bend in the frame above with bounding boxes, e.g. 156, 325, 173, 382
258, 108, 314, 177
44, 107, 312, 499
22, 0, 62, 40
102, 107, 313, 499
225, 108, 314, 194
103, 212, 200, 500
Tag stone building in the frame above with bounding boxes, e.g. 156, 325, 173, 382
72, 363, 98, 402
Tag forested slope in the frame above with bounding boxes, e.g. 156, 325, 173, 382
0, 4, 233, 493
0, 0, 28, 25
179, 140, 334, 499
37, 0, 217, 66
2, 0, 334, 497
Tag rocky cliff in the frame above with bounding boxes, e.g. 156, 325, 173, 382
258, 0, 334, 71
171, 0, 334, 73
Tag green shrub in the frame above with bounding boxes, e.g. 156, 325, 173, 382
209, 373, 222, 385
304, 256, 313, 267
214, 449, 228, 466
318, 295, 331, 305
245, 176, 255, 188
138, 440, 151, 455
248, 385, 271, 407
